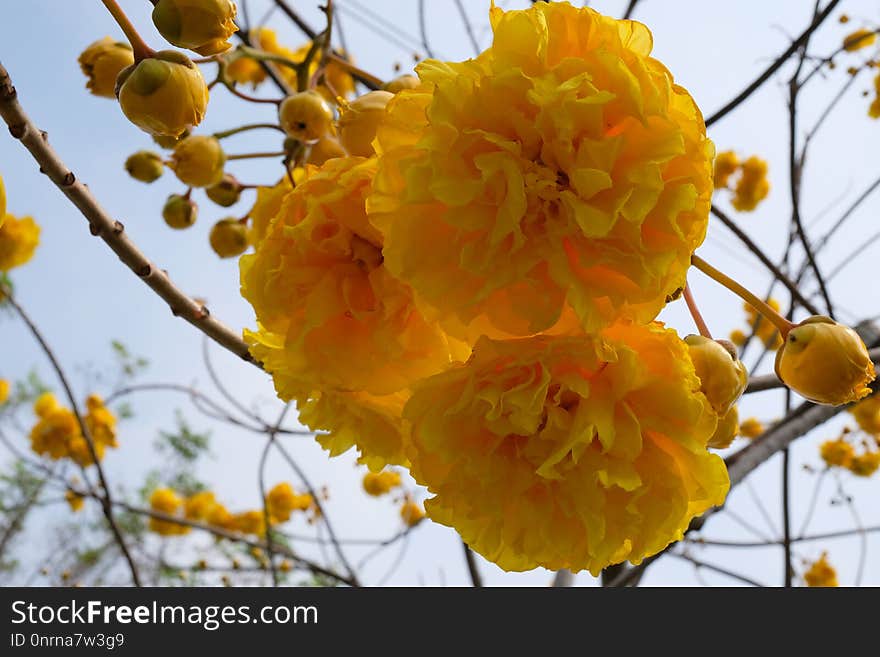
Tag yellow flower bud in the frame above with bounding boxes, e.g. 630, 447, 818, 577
729, 328, 746, 346
206, 174, 242, 207
124, 150, 165, 183
774, 316, 875, 405
278, 90, 334, 143
306, 137, 346, 166
337, 90, 393, 157
739, 417, 764, 439
117, 50, 209, 138
382, 74, 419, 94
170, 135, 226, 188
820, 437, 853, 468
849, 451, 880, 477
209, 218, 248, 258
33, 392, 59, 418
152, 0, 238, 56
685, 335, 748, 416
708, 405, 739, 450
843, 28, 877, 52
78, 37, 134, 99
362, 470, 402, 497
162, 194, 198, 229
400, 500, 425, 527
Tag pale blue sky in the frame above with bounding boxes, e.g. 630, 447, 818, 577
1, 0, 879, 586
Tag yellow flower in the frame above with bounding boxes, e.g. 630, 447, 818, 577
708, 405, 739, 450
713, 150, 739, 189
278, 90, 335, 143
729, 328, 746, 346
337, 91, 393, 157
739, 417, 764, 439
230, 510, 265, 536
170, 135, 226, 188
30, 405, 79, 461
400, 499, 425, 527
404, 322, 729, 575
684, 335, 747, 416
209, 218, 248, 258
162, 194, 198, 229
226, 54, 266, 88
370, 2, 714, 338
850, 395, 880, 435
241, 156, 467, 398
362, 470, 402, 497
33, 392, 59, 418
65, 489, 85, 513
205, 502, 235, 530
152, 0, 238, 56
125, 150, 165, 183
183, 490, 218, 521
84, 394, 118, 451
149, 487, 189, 536
0, 213, 40, 272
0, 379, 9, 405
848, 451, 880, 477
78, 37, 134, 99
820, 437, 853, 468
295, 388, 411, 471
246, 175, 295, 246
843, 29, 876, 52
804, 552, 838, 587
731, 156, 769, 212
775, 316, 875, 405
117, 50, 209, 138
266, 482, 313, 523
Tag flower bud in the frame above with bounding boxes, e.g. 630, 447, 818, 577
116, 50, 209, 138
774, 315, 876, 405
738, 417, 764, 439
209, 218, 248, 257
162, 194, 198, 229
153, 130, 190, 149
170, 135, 226, 188
206, 174, 242, 207
124, 150, 165, 183
685, 335, 748, 416
382, 74, 419, 94
707, 405, 739, 450
337, 90, 393, 157
278, 90, 334, 143
152, 0, 238, 56
306, 137, 346, 166
78, 37, 134, 99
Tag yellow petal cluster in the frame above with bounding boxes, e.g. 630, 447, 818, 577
404, 322, 728, 575
149, 487, 190, 536
850, 395, 880, 435
849, 451, 880, 477
369, 1, 714, 338
28, 393, 118, 467
117, 50, 209, 138
362, 470, 402, 497
78, 37, 134, 99
152, 0, 238, 56
241, 156, 465, 400
0, 213, 40, 272
183, 490, 219, 521
731, 156, 770, 212
713, 150, 739, 189
265, 482, 313, 523
708, 405, 739, 450
804, 552, 838, 587
170, 135, 226, 188
246, 174, 301, 247
226, 54, 266, 88
337, 91, 393, 157
775, 315, 875, 405
820, 437, 854, 468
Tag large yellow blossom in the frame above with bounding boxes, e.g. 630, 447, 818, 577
28, 394, 117, 466
369, 2, 714, 339
404, 322, 729, 575
0, 213, 40, 272
241, 156, 467, 398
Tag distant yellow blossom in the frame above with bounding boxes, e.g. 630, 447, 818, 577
731, 156, 770, 212
369, 1, 714, 338
266, 482, 313, 523
400, 499, 425, 527
848, 451, 880, 477
362, 470, 402, 497
257, 29, 355, 101
713, 150, 739, 189
149, 488, 189, 536
843, 29, 876, 52
0, 379, 9, 405
230, 510, 265, 536
739, 417, 764, 439
65, 490, 85, 513
804, 552, 838, 587
850, 396, 880, 435
404, 322, 728, 575
820, 437, 854, 468
183, 491, 219, 521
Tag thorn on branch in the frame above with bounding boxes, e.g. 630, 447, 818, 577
112, 221, 124, 234
9, 122, 26, 138
61, 172, 76, 187
136, 264, 152, 278
89, 223, 102, 236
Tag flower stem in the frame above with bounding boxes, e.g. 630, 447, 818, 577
213, 123, 285, 139
683, 282, 712, 339
100, 0, 155, 62
691, 254, 795, 337
227, 151, 287, 161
